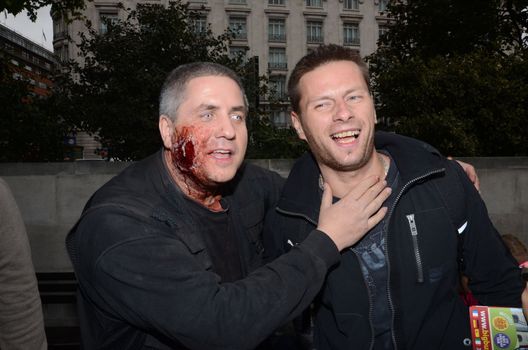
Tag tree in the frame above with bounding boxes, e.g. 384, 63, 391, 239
58, 1, 304, 160
368, 0, 528, 156
0, 0, 87, 21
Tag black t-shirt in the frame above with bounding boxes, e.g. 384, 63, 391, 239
183, 197, 243, 283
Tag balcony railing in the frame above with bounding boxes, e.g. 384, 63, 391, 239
344, 37, 360, 45
307, 35, 323, 43
268, 62, 287, 70
268, 33, 286, 42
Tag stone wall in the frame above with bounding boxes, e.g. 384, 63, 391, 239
1, 157, 527, 273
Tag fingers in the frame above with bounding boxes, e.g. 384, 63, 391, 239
349, 175, 383, 200
364, 186, 392, 219
320, 182, 333, 211
317, 178, 391, 252
367, 206, 388, 230
455, 159, 480, 192
472, 173, 481, 192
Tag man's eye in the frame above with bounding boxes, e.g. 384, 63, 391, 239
315, 102, 329, 110
201, 113, 213, 120
347, 95, 361, 102
231, 114, 245, 121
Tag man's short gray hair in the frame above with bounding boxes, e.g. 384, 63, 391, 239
159, 62, 248, 122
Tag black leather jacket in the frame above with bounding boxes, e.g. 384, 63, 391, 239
67, 150, 341, 350
264, 132, 523, 350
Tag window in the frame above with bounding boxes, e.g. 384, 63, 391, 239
268, 47, 287, 70
100, 12, 118, 34
269, 75, 287, 100
378, 25, 389, 40
229, 17, 247, 40
229, 0, 246, 4
193, 16, 207, 34
306, 0, 322, 7
343, 23, 360, 46
268, 18, 286, 42
58, 45, 69, 61
230, 46, 247, 61
268, 0, 284, 5
271, 110, 289, 128
378, 0, 388, 12
54, 16, 67, 37
344, 0, 359, 10
306, 21, 323, 43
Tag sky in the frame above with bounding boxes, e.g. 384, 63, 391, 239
1, 5, 54, 52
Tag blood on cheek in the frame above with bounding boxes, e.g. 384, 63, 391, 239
170, 126, 209, 176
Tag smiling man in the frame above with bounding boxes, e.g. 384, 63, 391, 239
66, 62, 392, 349
265, 45, 523, 350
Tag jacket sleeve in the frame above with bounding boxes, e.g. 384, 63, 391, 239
452, 162, 523, 307
0, 179, 47, 350
75, 208, 339, 350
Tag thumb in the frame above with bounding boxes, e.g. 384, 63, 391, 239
320, 182, 333, 212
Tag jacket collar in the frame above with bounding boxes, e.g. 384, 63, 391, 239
277, 131, 445, 220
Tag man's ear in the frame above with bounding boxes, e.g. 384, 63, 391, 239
159, 115, 174, 149
291, 111, 306, 141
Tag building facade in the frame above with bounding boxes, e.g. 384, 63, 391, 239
53, 0, 389, 152
1, 24, 55, 97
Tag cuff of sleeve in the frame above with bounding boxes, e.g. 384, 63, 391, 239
298, 229, 340, 268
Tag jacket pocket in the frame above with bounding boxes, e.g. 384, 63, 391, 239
239, 202, 265, 254
403, 207, 458, 285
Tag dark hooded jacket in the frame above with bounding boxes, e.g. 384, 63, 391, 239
264, 131, 523, 350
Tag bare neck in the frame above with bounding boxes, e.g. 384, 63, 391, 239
319, 151, 389, 198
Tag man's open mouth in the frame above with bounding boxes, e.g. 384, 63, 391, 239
331, 130, 360, 143
210, 149, 232, 158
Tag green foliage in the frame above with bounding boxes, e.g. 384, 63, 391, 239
0, 60, 68, 161
0, 0, 87, 21
58, 1, 303, 160
246, 114, 307, 159
368, 0, 528, 156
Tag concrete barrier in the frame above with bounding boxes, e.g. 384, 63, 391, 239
1, 157, 527, 273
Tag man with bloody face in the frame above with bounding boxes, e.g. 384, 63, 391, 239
66, 62, 393, 349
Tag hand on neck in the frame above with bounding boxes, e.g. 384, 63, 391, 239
319, 150, 389, 198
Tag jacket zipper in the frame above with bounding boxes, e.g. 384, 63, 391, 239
275, 208, 318, 226
406, 214, 424, 283
277, 167, 445, 350
384, 168, 445, 350
350, 249, 376, 350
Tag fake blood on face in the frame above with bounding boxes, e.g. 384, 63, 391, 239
171, 126, 196, 172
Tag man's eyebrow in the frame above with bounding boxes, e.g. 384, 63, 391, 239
196, 104, 219, 111
308, 87, 368, 103
229, 105, 247, 114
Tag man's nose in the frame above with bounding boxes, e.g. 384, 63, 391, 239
215, 114, 236, 139
333, 99, 354, 122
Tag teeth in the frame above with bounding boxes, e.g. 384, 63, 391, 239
213, 150, 230, 154
332, 130, 360, 139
